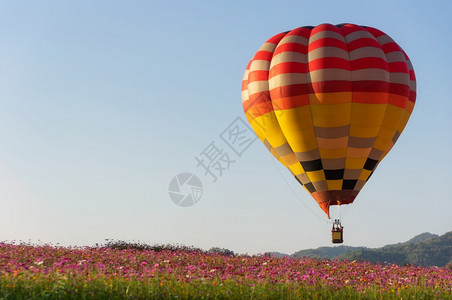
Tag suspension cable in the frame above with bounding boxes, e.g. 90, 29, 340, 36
269, 154, 329, 223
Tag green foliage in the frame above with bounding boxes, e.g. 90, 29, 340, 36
340, 232, 452, 267
292, 245, 366, 259
100, 239, 203, 253
101, 240, 236, 257
208, 247, 235, 256
0, 276, 449, 299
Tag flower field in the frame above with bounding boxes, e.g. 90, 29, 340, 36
0, 242, 450, 299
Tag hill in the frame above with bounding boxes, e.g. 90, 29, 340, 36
292, 245, 365, 259
340, 231, 452, 267
381, 232, 439, 249
264, 251, 289, 257
289, 231, 451, 267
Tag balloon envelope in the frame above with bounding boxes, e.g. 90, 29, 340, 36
241, 24, 416, 218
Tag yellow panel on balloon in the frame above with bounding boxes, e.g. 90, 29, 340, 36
359, 169, 372, 181
327, 180, 343, 190
288, 162, 305, 175
398, 110, 412, 133
246, 118, 266, 142
285, 127, 318, 153
374, 127, 396, 151
350, 103, 387, 127
382, 105, 405, 130
253, 113, 287, 148
310, 103, 352, 127
306, 170, 326, 182
345, 157, 367, 169
277, 106, 313, 131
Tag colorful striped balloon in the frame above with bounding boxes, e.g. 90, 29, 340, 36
242, 23, 416, 218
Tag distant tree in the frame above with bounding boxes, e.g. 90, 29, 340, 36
100, 240, 203, 253
208, 247, 235, 256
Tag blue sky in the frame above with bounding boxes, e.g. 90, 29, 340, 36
0, 1, 451, 254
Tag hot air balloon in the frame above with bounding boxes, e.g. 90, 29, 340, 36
241, 24, 416, 241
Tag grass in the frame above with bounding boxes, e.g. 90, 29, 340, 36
0, 241, 450, 299
0, 276, 447, 299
